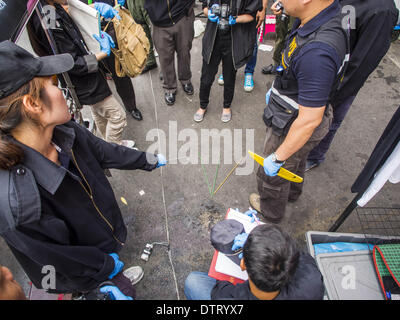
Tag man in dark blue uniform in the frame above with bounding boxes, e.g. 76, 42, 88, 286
305, 0, 399, 171
249, 0, 350, 223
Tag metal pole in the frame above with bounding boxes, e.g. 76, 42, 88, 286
328, 194, 361, 232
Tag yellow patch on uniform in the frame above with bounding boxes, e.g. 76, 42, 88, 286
281, 53, 287, 69
288, 37, 297, 58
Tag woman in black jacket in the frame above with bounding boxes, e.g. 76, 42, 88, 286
0, 41, 166, 297
194, 0, 262, 123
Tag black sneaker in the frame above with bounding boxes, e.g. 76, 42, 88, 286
261, 64, 278, 75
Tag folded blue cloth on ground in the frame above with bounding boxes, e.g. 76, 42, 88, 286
313, 242, 374, 256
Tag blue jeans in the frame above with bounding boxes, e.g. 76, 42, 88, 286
184, 271, 217, 300
244, 40, 258, 74
307, 95, 357, 163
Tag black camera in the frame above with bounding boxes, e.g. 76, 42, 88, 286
275, 2, 288, 22
212, 4, 231, 32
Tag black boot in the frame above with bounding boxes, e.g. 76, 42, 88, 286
131, 108, 143, 121
165, 92, 176, 106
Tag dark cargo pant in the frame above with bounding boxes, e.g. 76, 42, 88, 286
256, 107, 333, 223
152, 8, 195, 94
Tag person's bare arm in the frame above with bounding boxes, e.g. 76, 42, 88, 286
274, 105, 326, 161
256, 0, 268, 28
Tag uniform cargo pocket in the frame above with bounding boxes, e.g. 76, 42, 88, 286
263, 94, 298, 136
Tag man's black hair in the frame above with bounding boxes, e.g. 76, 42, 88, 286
243, 224, 300, 293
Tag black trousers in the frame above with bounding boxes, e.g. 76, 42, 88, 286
103, 55, 137, 113
200, 30, 237, 109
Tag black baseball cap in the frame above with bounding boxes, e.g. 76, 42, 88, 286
0, 40, 74, 99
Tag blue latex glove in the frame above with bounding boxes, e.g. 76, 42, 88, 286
108, 253, 124, 279
156, 154, 167, 168
100, 285, 133, 300
208, 4, 220, 23
93, 31, 115, 56
243, 209, 258, 223
232, 232, 248, 260
228, 15, 237, 25
94, 2, 121, 20
117, 0, 126, 6
263, 154, 284, 177
265, 88, 272, 105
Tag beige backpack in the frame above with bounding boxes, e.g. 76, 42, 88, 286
106, 5, 150, 78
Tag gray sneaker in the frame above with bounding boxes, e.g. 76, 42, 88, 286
221, 111, 232, 123
194, 110, 206, 122
249, 193, 261, 214
123, 266, 144, 286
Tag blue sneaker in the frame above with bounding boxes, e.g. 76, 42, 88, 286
217, 74, 224, 85
244, 73, 254, 92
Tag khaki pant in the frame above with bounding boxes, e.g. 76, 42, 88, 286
256, 107, 333, 223
89, 95, 127, 144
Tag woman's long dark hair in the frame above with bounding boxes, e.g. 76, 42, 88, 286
0, 77, 48, 170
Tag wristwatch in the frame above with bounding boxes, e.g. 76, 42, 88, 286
271, 152, 285, 164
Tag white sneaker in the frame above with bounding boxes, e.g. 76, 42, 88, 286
123, 266, 144, 286
121, 140, 136, 148
217, 74, 224, 85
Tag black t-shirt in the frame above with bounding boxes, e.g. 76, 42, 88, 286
333, 0, 398, 104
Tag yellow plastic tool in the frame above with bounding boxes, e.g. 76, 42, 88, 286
248, 151, 303, 183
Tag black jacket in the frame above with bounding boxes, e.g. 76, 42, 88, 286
351, 105, 400, 194
333, 0, 398, 105
201, 0, 262, 70
144, 0, 195, 27
28, 2, 111, 105
211, 252, 325, 300
0, 121, 158, 293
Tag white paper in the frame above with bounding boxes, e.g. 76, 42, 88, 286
68, 0, 101, 54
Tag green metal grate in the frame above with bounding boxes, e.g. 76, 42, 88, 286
374, 244, 400, 279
